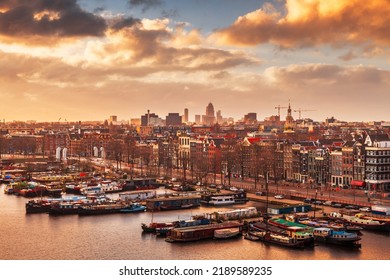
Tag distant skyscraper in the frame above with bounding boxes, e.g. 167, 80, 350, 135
216, 110, 223, 124
204, 102, 216, 126
195, 114, 201, 124
141, 110, 158, 126
109, 115, 117, 122
184, 108, 189, 123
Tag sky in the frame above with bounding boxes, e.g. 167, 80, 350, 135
1, 0, 390, 123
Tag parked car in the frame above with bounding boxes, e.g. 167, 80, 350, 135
323, 201, 333, 206
345, 205, 359, 210
274, 195, 284, 199
255, 191, 265, 196
209, 184, 216, 188
359, 207, 371, 212
304, 198, 313, 203
230, 187, 238, 192
314, 200, 323, 205
333, 203, 343, 208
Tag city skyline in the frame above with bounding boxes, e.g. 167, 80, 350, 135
1, 1, 390, 122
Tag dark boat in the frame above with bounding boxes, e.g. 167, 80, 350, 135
313, 227, 361, 248
142, 222, 175, 233
145, 195, 201, 211
159, 203, 197, 211
27, 196, 88, 214
65, 184, 82, 194
155, 217, 211, 236
49, 201, 87, 215
78, 202, 129, 215
337, 213, 390, 232
251, 221, 315, 248
119, 203, 146, 213
247, 229, 306, 249
165, 221, 243, 242
45, 188, 63, 198
26, 200, 52, 214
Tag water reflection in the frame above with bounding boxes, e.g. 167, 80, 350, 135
0, 184, 389, 260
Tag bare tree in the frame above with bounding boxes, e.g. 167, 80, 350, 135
221, 138, 237, 186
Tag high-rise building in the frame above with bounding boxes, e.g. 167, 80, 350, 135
141, 110, 159, 126
195, 114, 201, 124
166, 113, 182, 126
216, 110, 222, 124
203, 102, 216, 126
183, 108, 189, 123
109, 116, 117, 122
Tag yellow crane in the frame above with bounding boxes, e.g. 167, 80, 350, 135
293, 108, 316, 119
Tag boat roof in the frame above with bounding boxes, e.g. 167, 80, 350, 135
171, 221, 242, 233
314, 227, 331, 231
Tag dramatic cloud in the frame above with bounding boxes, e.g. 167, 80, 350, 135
215, 0, 390, 49
0, 0, 106, 43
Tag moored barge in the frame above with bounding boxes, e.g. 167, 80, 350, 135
146, 195, 201, 211
165, 221, 243, 242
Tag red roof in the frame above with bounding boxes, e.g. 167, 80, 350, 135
247, 137, 261, 144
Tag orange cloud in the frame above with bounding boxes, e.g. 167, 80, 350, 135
215, 0, 390, 48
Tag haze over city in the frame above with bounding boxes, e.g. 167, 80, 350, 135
1, 0, 390, 122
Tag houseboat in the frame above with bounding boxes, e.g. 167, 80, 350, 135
142, 222, 175, 233
246, 229, 306, 249
251, 221, 314, 247
155, 217, 211, 236
26, 196, 87, 214
165, 221, 243, 242
313, 227, 361, 248
200, 191, 248, 205
208, 195, 235, 206
334, 213, 390, 232
145, 195, 201, 211
205, 206, 259, 222
119, 203, 146, 213
78, 202, 127, 215
119, 190, 156, 202
49, 201, 85, 215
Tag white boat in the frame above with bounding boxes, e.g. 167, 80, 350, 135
205, 206, 259, 221
208, 195, 235, 206
214, 227, 241, 239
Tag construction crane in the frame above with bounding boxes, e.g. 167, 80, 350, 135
293, 108, 316, 119
275, 105, 288, 117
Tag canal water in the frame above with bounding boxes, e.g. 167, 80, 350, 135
0, 185, 389, 260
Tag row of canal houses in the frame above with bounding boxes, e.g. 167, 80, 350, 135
163, 132, 390, 193
191, 133, 390, 193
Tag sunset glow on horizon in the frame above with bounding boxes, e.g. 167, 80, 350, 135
1, 0, 390, 122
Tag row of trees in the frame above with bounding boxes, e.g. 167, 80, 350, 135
102, 136, 278, 186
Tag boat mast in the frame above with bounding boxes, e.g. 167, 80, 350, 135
265, 171, 269, 231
